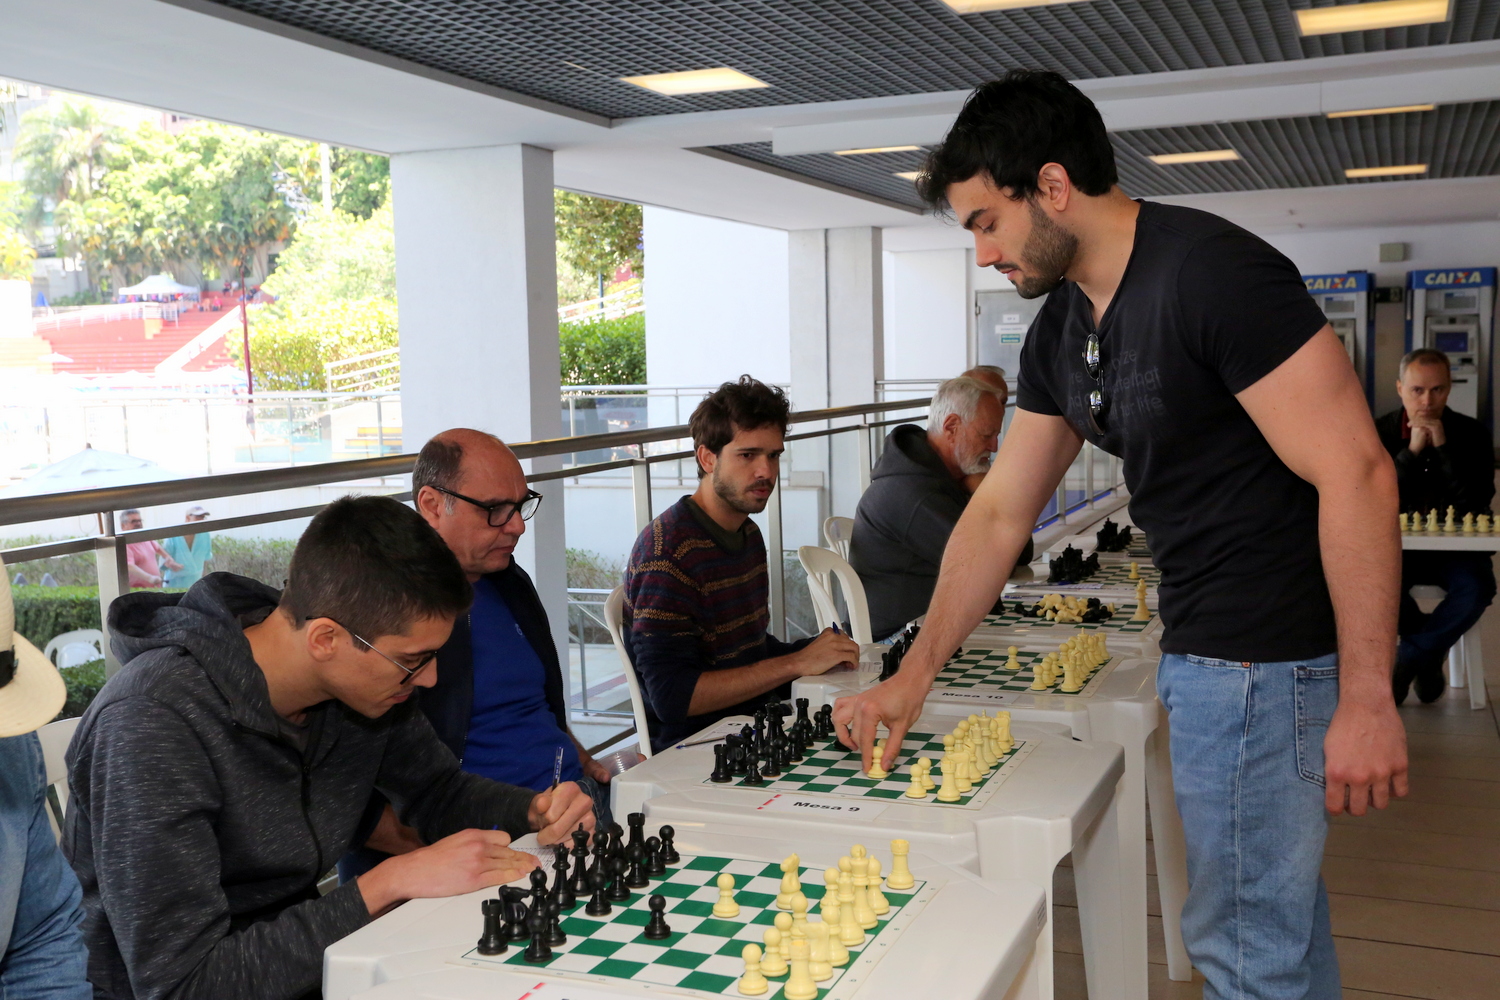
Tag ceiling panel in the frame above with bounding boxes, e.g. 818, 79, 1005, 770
204, 0, 1500, 119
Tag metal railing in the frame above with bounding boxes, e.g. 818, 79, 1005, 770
0, 394, 1125, 745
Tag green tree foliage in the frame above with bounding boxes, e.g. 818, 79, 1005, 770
560, 312, 645, 385
13, 586, 102, 649
332, 149, 390, 220
260, 204, 395, 308
13, 99, 121, 229
0, 182, 35, 280
555, 192, 642, 305
229, 297, 397, 391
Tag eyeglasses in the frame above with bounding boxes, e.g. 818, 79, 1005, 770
1084, 333, 1107, 436
432, 486, 543, 527
307, 616, 438, 685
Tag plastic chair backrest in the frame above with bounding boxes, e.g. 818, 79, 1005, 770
603, 586, 653, 759
43, 629, 105, 669
37, 716, 81, 841
797, 545, 873, 644
823, 516, 855, 561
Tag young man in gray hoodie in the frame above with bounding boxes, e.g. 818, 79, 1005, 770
63, 495, 595, 1000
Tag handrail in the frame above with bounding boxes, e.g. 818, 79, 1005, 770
0, 396, 931, 527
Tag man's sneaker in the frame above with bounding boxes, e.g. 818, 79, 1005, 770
1415, 658, 1448, 704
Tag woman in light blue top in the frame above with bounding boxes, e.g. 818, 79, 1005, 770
162, 506, 212, 589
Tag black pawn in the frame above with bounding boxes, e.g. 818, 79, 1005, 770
528, 868, 549, 911
659, 825, 680, 864
551, 845, 576, 909
587, 840, 607, 882
478, 898, 507, 955
624, 841, 650, 888
644, 835, 666, 877
544, 899, 567, 947
710, 744, 733, 783
642, 894, 672, 940
522, 908, 552, 963
584, 870, 612, 916
742, 751, 765, 786
605, 855, 632, 902
762, 737, 783, 777
785, 731, 804, 764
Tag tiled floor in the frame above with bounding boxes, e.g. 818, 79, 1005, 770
1052, 603, 1500, 999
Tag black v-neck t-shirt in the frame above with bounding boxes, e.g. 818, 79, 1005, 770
1016, 201, 1334, 661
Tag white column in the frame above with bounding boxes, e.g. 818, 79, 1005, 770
391, 143, 570, 683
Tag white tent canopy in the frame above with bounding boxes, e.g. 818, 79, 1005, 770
0, 446, 181, 498
115, 274, 200, 298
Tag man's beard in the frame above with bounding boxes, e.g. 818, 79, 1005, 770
956, 444, 993, 477
713, 467, 772, 514
1008, 198, 1078, 300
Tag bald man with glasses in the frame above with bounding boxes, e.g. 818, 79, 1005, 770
340, 429, 613, 882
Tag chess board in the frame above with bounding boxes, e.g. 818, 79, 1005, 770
934, 647, 1117, 699
1016, 562, 1161, 593
455, 852, 937, 1000
704, 732, 1034, 809
973, 607, 1160, 639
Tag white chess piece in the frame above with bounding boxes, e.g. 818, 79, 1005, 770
738, 943, 769, 995
1005, 645, 1020, 670
760, 927, 788, 976
790, 893, 811, 943
918, 757, 936, 791
867, 857, 890, 915
1128, 561, 1139, 580
867, 739, 889, 780
776, 855, 801, 909
936, 758, 962, 801
903, 764, 928, 798
783, 939, 818, 1000
836, 873, 864, 946
775, 913, 793, 959
807, 920, 833, 981
820, 868, 840, 917
713, 873, 740, 917
886, 839, 915, 890
851, 857, 877, 929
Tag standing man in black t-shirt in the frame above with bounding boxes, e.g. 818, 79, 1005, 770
834, 71, 1407, 1000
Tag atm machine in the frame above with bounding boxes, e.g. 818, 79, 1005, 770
1406, 268, 1496, 427
1304, 271, 1375, 407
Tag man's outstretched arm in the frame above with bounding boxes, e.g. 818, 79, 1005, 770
1237, 325, 1408, 816
834, 409, 1083, 771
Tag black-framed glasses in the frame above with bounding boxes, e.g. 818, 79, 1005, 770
432, 486, 543, 527
306, 616, 438, 685
1084, 333, 1107, 436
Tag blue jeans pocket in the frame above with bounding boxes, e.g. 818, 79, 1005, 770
1295, 663, 1340, 787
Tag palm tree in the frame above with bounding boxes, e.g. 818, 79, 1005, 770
14, 99, 121, 227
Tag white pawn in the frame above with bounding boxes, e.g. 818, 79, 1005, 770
825, 916, 849, 967
936, 759, 962, 801
867, 856, 890, 915
836, 873, 864, 946
821, 868, 840, 917
918, 757, 936, 791
1128, 560, 1140, 580
1005, 645, 1020, 670
760, 927, 788, 977
886, 839, 915, 890
903, 763, 928, 798
784, 939, 818, 1000
713, 873, 740, 917
776, 855, 801, 909
790, 893, 811, 943
851, 857, 877, 929
738, 943, 769, 995
1399, 511, 1410, 532
807, 920, 833, 981
775, 913, 793, 960
867, 739, 889, 780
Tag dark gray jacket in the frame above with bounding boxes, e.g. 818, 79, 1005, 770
62, 573, 535, 1000
850, 424, 1031, 639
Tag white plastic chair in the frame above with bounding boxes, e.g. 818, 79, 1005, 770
37, 716, 81, 841
798, 545, 873, 645
43, 629, 105, 669
823, 516, 855, 562
1408, 584, 1488, 710
603, 586, 654, 759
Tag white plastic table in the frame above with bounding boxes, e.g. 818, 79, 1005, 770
1401, 531, 1500, 550
324, 832, 1047, 1000
612, 716, 1125, 1000
793, 651, 1191, 997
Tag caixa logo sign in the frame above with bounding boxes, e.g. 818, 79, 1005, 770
1410, 268, 1497, 289
1304, 273, 1368, 292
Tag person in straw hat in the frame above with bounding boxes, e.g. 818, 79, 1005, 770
0, 562, 92, 997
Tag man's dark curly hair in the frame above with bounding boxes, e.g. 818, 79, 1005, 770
689, 376, 791, 477
916, 69, 1117, 209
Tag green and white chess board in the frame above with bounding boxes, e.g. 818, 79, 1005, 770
703, 732, 1034, 808
976, 607, 1160, 637
1011, 561, 1160, 595
455, 852, 937, 1000
935, 647, 1117, 698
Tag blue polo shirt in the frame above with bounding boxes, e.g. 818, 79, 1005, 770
462, 577, 581, 790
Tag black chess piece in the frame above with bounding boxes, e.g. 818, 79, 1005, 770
608, 822, 626, 853
528, 868, 550, 911
604, 855, 632, 903
626, 812, 646, 855
658, 825, 680, 864
710, 743, 733, 782
739, 723, 754, 744
727, 738, 748, 777
762, 736, 783, 776
742, 750, 765, 786
568, 826, 592, 895
478, 898, 507, 955
587, 839, 607, 882
584, 870, 611, 916
499, 887, 529, 943
642, 894, 672, 940
551, 845, 576, 909
784, 729, 804, 764
522, 907, 552, 963
623, 841, 650, 888
795, 697, 811, 733
752, 708, 766, 754
644, 835, 666, 877
544, 899, 567, 947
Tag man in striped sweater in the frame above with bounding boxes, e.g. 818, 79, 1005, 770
623, 376, 860, 752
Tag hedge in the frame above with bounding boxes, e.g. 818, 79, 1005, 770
55, 660, 106, 722
15, 586, 103, 651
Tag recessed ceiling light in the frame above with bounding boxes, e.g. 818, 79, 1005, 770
1148, 149, 1241, 165
834, 145, 923, 156
1327, 103, 1436, 118
942, 0, 1090, 12
895, 171, 923, 181
1345, 164, 1428, 178
620, 67, 769, 96
1295, 0, 1451, 37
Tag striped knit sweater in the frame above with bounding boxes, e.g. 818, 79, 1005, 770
622, 496, 804, 751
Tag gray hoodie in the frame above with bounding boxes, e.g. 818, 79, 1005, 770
850, 424, 1032, 639
62, 573, 534, 1000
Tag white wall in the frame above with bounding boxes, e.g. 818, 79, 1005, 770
1263, 221, 1500, 284
881, 249, 969, 380
642, 206, 792, 388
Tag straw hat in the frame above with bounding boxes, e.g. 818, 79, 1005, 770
0, 562, 67, 738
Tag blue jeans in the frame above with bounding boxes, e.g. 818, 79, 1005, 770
1157, 653, 1341, 1000
0, 733, 91, 999
1399, 552, 1496, 669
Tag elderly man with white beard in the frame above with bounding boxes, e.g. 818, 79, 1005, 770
850, 368, 1034, 640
